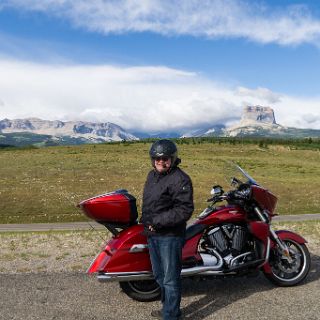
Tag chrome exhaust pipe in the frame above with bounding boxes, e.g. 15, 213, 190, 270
97, 265, 224, 282
97, 271, 154, 282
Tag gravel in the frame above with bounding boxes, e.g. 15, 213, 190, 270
0, 230, 106, 273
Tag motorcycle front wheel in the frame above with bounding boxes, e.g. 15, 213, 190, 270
264, 239, 311, 286
120, 280, 161, 302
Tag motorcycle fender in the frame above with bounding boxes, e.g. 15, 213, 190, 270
274, 230, 308, 244
262, 230, 308, 274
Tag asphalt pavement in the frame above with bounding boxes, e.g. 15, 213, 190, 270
1, 257, 319, 320
0, 213, 320, 232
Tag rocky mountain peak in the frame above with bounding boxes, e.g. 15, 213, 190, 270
240, 105, 277, 126
225, 105, 281, 137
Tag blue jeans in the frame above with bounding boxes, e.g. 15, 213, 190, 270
148, 236, 184, 320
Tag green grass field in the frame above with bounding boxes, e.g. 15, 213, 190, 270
0, 140, 319, 224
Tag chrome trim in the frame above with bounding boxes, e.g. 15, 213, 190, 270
199, 253, 218, 266
98, 271, 153, 282
207, 227, 220, 236
206, 247, 224, 269
198, 207, 213, 218
129, 244, 148, 253
229, 252, 252, 267
181, 265, 224, 276
269, 226, 292, 262
254, 206, 267, 222
265, 237, 271, 262
270, 226, 286, 249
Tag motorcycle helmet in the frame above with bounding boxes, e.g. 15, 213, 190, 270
149, 139, 180, 168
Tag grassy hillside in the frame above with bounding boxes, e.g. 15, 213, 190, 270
0, 132, 90, 147
0, 140, 319, 224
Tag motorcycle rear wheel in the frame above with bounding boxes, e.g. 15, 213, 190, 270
120, 280, 161, 302
264, 239, 311, 287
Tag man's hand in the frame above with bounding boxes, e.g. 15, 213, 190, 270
148, 225, 156, 232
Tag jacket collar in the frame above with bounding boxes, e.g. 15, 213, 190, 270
153, 166, 177, 177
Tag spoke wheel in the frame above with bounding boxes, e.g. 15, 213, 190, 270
120, 280, 161, 302
264, 239, 311, 287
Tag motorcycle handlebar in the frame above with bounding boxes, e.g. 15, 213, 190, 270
226, 185, 251, 201
207, 195, 228, 203
207, 185, 251, 204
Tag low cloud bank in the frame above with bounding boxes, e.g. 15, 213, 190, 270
0, 59, 319, 132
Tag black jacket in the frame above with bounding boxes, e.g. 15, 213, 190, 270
141, 166, 194, 237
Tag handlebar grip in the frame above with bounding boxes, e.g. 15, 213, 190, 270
226, 190, 247, 201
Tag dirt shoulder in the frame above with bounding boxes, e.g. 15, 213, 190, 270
0, 230, 105, 273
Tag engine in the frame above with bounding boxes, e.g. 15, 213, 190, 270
203, 224, 254, 267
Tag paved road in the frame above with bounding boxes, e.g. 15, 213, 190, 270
0, 213, 320, 232
1, 254, 319, 320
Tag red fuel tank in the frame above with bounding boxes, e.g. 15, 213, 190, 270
79, 189, 138, 225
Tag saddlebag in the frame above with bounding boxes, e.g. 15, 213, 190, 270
79, 189, 138, 226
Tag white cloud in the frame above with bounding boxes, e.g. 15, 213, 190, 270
274, 96, 320, 129
236, 87, 282, 104
1, 0, 320, 46
0, 59, 238, 131
0, 58, 319, 131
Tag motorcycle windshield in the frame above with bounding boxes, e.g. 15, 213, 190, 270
223, 161, 259, 187
223, 161, 278, 214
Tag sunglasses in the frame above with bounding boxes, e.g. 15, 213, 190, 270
154, 156, 170, 162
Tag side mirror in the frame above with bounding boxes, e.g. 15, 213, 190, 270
210, 185, 223, 196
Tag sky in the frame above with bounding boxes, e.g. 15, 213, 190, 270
0, 0, 320, 133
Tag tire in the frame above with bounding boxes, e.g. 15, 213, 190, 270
264, 239, 311, 287
119, 280, 161, 302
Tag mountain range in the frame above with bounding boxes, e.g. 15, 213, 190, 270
0, 118, 138, 147
1, 106, 320, 147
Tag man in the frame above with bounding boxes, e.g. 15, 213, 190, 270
141, 139, 194, 320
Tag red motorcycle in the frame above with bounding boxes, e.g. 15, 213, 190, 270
79, 163, 311, 301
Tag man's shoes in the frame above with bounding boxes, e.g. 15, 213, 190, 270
150, 310, 162, 319
151, 309, 185, 319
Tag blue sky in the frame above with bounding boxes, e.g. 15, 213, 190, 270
0, 0, 320, 132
